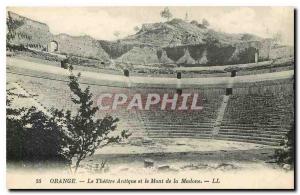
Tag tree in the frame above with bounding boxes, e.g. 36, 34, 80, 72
204, 30, 219, 46
241, 33, 256, 41
6, 87, 26, 162
190, 19, 209, 29
160, 7, 172, 21
7, 70, 131, 173
53, 71, 131, 173
6, 88, 69, 166
21, 107, 70, 164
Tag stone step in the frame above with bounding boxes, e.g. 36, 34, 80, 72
140, 118, 215, 122
221, 123, 291, 129
139, 121, 213, 126
219, 129, 288, 135
142, 124, 212, 127
147, 129, 212, 133
148, 134, 212, 139
121, 124, 214, 128
145, 127, 212, 131
220, 126, 289, 132
221, 125, 257, 130
147, 131, 212, 135
215, 137, 280, 146
218, 131, 285, 138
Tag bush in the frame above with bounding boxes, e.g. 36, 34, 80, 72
7, 70, 130, 172
7, 104, 70, 166
274, 124, 294, 169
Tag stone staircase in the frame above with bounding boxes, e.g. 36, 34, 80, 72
212, 95, 229, 137
14, 73, 293, 146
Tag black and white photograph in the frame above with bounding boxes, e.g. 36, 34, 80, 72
4, 5, 296, 190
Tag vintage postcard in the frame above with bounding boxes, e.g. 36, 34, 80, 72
6, 7, 295, 189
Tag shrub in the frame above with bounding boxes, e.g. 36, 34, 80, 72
274, 124, 294, 169
7, 88, 69, 166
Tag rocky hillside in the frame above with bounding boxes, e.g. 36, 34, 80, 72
117, 19, 277, 65
123, 18, 262, 47
7, 11, 293, 66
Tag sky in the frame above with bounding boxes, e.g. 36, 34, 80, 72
8, 7, 294, 45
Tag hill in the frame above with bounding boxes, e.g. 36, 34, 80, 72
123, 18, 263, 47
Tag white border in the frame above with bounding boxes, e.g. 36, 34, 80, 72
1, 0, 299, 194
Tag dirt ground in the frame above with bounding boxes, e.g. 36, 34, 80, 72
73, 138, 280, 175
7, 138, 294, 189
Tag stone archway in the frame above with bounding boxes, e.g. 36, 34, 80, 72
47, 41, 58, 52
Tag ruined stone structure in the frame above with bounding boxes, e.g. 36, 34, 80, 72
8, 11, 292, 67
7, 11, 295, 69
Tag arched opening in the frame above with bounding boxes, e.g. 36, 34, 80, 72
177, 72, 182, 79
124, 69, 129, 77
231, 70, 237, 77
47, 41, 58, 52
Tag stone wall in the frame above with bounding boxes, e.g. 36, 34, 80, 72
8, 11, 52, 50
233, 79, 294, 95
53, 34, 109, 61
161, 40, 273, 66
269, 45, 294, 59
7, 11, 110, 62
